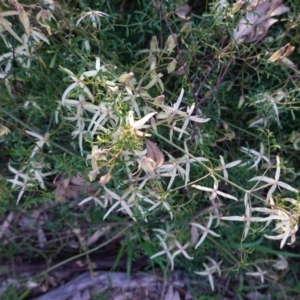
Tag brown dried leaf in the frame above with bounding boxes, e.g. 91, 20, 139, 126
175, 4, 192, 20
53, 175, 94, 203
164, 286, 181, 300
165, 34, 177, 56
246, 0, 267, 11
146, 138, 164, 169
190, 224, 199, 247
232, 1, 244, 14
0, 212, 14, 239
268, 43, 295, 62
37, 227, 47, 249
234, 1, 289, 44
70, 176, 85, 185
0, 124, 10, 136
174, 63, 187, 76
87, 226, 111, 246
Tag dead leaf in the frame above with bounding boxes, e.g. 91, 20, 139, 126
87, 226, 111, 246
0, 212, 14, 239
234, 1, 290, 44
165, 34, 177, 56
146, 138, 164, 169
268, 43, 295, 62
70, 176, 85, 185
53, 175, 94, 203
167, 59, 177, 74
164, 286, 181, 300
175, 4, 192, 20
174, 63, 187, 76
246, 0, 267, 11
37, 227, 47, 249
232, 1, 244, 14
190, 224, 199, 247
0, 124, 10, 137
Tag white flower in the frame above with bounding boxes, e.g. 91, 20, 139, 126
0, 42, 33, 78
71, 122, 86, 156
126, 110, 157, 137
146, 190, 174, 219
157, 88, 184, 120
7, 165, 34, 204
29, 161, 52, 189
25, 131, 50, 158
272, 255, 288, 270
215, 156, 241, 181
245, 264, 267, 283
42, 0, 58, 11
103, 186, 136, 221
240, 142, 270, 170
80, 57, 107, 78
64, 94, 98, 120
178, 104, 210, 140
157, 141, 208, 188
150, 234, 175, 270
36, 8, 56, 35
172, 241, 193, 260
76, 9, 110, 29
0, 10, 23, 44
249, 156, 298, 201
194, 257, 222, 291
88, 103, 118, 136
191, 214, 221, 249
192, 179, 238, 201
221, 193, 266, 240
61, 67, 94, 105
151, 231, 193, 267
79, 189, 107, 207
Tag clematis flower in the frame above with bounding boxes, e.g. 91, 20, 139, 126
71, 122, 86, 156
150, 234, 175, 270
246, 264, 267, 283
36, 8, 56, 35
194, 257, 222, 291
25, 130, 50, 158
76, 9, 110, 29
221, 193, 266, 240
157, 88, 184, 121
191, 214, 221, 249
249, 156, 298, 201
178, 104, 210, 140
61, 67, 94, 105
126, 110, 157, 138
172, 241, 193, 260
157, 141, 208, 188
240, 142, 270, 170
103, 186, 136, 221
193, 179, 238, 201
215, 155, 241, 181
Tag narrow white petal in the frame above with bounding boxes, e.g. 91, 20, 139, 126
103, 201, 120, 220
278, 181, 298, 193
103, 186, 121, 200
192, 185, 213, 192
217, 191, 238, 201
133, 112, 157, 129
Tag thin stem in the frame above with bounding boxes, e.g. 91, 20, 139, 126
2, 108, 78, 157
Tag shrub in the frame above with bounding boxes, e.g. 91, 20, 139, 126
1, 0, 300, 298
